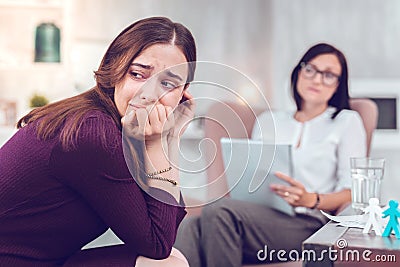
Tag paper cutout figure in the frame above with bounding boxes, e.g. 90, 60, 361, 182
320, 210, 367, 228
382, 200, 400, 238
362, 198, 383, 235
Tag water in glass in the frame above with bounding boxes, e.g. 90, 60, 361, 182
351, 167, 384, 209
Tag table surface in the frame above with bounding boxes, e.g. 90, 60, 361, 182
302, 205, 400, 267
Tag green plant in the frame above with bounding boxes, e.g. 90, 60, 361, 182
29, 94, 49, 108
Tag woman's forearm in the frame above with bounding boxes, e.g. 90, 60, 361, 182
167, 137, 180, 190
315, 189, 351, 212
144, 139, 180, 202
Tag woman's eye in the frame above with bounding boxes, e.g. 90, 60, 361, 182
161, 80, 178, 90
305, 66, 314, 73
130, 71, 144, 79
324, 72, 335, 79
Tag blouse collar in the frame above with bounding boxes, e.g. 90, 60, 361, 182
293, 106, 337, 124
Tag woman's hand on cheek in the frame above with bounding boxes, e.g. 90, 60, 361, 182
270, 171, 316, 208
168, 90, 195, 139
121, 104, 174, 147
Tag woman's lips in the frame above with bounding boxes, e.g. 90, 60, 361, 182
307, 87, 320, 94
128, 103, 146, 110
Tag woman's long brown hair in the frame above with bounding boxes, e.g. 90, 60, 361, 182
17, 17, 197, 152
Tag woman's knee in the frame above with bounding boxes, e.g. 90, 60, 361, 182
176, 216, 200, 244
200, 198, 243, 234
170, 248, 189, 264
202, 198, 238, 220
135, 248, 189, 267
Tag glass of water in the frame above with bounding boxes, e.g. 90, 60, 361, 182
351, 157, 385, 210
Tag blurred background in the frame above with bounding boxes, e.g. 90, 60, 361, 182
1, 0, 400, 193
1, 0, 399, 117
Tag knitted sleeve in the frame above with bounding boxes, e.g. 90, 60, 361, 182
49, 111, 186, 259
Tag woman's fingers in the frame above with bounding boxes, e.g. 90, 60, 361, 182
270, 183, 302, 195
170, 91, 195, 138
270, 185, 300, 201
125, 103, 184, 140
281, 191, 300, 202
165, 106, 173, 118
270, 175, 305, 205
141, 104, 173, 136
274, 171, 303, 188
181, 90, 196, 113
182, 90, 193, 103
147, 105, 160, 129
136, 108, 149, 134
156, 104, 167, 123
271, 187, 298, 204
121, 109, 136, 127
165, 106, 175, 126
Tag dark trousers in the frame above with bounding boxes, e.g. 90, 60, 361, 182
175, 198, 323, 267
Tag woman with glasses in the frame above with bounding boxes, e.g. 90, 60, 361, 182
175, 43, 366, 266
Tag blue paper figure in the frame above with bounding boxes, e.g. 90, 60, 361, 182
382, 200, 400, 238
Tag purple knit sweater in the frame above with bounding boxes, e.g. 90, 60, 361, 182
0, 111, 186, 266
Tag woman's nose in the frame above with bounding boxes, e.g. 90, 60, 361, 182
312, 72, 323, 84
139, 81, 159, 104
139, 91, 157, 104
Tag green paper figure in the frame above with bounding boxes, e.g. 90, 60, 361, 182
382, 200, 400, 238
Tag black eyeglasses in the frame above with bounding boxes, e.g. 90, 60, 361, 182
300, 62, 340, 87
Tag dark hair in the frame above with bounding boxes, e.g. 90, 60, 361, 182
18, 17, 197, 149
95, 16, 196, 90
290, 43, 350, 119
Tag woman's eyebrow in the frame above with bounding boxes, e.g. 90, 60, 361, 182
131, 63, 184, 81
310, 63, 340, 74
131, 63, 153, 69
165, 70, 183, 82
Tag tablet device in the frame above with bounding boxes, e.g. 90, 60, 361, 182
220, 138, 295, 216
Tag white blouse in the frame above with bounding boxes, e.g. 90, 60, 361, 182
251, 107, 367, 194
